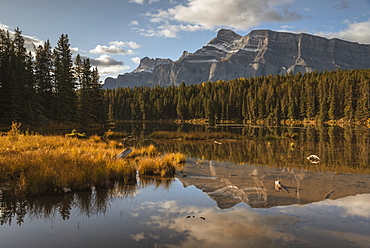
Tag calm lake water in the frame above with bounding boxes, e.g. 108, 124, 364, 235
1, 124, 370, 247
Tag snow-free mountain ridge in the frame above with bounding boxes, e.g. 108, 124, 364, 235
103, 29, 370, 89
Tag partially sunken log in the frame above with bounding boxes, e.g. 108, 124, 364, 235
275, 180, 289, 193
114, 148, 132, 159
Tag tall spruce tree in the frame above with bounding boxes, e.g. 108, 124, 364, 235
0, 29, 13, 123
53, 34, 77, 123
8, 28, 26, 122
75, 55, 106, 126
90, 67, 106, 124
35, 40, 54, 120
79, 57, 92, 126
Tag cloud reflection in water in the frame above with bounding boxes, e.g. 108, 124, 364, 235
130, 194, 370, 248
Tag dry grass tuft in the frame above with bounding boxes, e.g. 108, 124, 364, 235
0, 124, 185, 196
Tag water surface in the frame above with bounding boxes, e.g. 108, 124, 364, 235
1, 124, 370, 247
1, 175, 370, 248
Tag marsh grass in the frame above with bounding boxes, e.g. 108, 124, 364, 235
136, 152, 185, 177
0, 125, 185, 196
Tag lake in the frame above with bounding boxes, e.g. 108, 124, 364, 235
1, 124, 370, 247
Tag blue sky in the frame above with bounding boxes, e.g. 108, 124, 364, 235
1, 0, 370, 81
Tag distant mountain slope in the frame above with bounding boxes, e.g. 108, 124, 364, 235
103, 29, 370, 89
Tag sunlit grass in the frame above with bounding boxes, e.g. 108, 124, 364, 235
0, 124, 185, 196
136, 152, 185, 177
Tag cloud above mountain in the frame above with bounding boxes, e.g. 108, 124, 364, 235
90, 41, 140, 55
88, 40, 141, 77
139, 0, 302, 37
316, 19, 370, 44
90, 55, 124, 67
90, 45, 135, 55
0, 23, 43, 52
90, 55, 129, 78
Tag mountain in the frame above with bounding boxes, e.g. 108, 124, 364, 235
103, 29, 370, 89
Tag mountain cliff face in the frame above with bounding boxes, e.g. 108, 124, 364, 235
103, 29, 370, 89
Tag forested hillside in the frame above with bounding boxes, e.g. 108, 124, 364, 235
1, 28, 369, 127
0, 28, 106, 126
105, 69, 370, 124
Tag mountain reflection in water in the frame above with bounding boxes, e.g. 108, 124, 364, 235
177, 159, 370, 208
1, 160, 370, 247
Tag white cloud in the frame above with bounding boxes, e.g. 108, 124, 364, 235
90, 44, 136, 55
98, 64, 131, 77
90, 55, 124, 67
0, 23, 10, 30
0, 23, 43, 52
133, 27, 157, 37
130, 20, 139, 26
109, 41, 141, 49
90, 40, 140, 55
90, 55, 130, 78
134, 23, 206, 38
130, 0, 159, 4
280, 24, 295, 29
316, 19, 370, 44
131, 57, 141, 64
70, 47, 79, 53
130, 0, 145, 4
141, 0, 302, 37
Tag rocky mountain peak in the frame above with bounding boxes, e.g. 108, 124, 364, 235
103, 29, 370, 89
205, 29, 243, 53
132, 57, 172, 73
214, 29, 242, 43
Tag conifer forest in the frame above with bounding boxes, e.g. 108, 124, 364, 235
1, 28, 370, 126
0, 28, 105, 126
106, 69, 370, 124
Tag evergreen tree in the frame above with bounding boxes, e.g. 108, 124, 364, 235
34, 40, 54, 120
355, 76, 370, 121
8, 28, 26, 122
78, 57, 92, 126
90, 67, 106, 124
53, 34, 77, 123
0, 29, 13, 123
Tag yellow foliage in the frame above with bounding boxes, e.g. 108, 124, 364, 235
0, 131, 185, 196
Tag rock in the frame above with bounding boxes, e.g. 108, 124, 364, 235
63, 187, 72, 193
103, 57, 172, 89
114, 148, 133, 159
103, 29, 370, 89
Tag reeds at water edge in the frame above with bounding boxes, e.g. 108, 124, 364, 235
0, 124, 185, 196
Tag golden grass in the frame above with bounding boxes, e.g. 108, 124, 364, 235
136, 152, 185, 177
0, 125, 185, 196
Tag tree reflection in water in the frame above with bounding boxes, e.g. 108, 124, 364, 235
150, 125, 370, 174
0, 177, 173, 226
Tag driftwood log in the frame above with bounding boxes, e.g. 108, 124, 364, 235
323, 190, 334, 200
114, 148, 132, 159
275, 180, 289, 193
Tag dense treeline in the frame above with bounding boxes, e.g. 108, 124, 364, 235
0, 28, 106, 126
2, 28, 370, 126
106, 69, 370, 124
